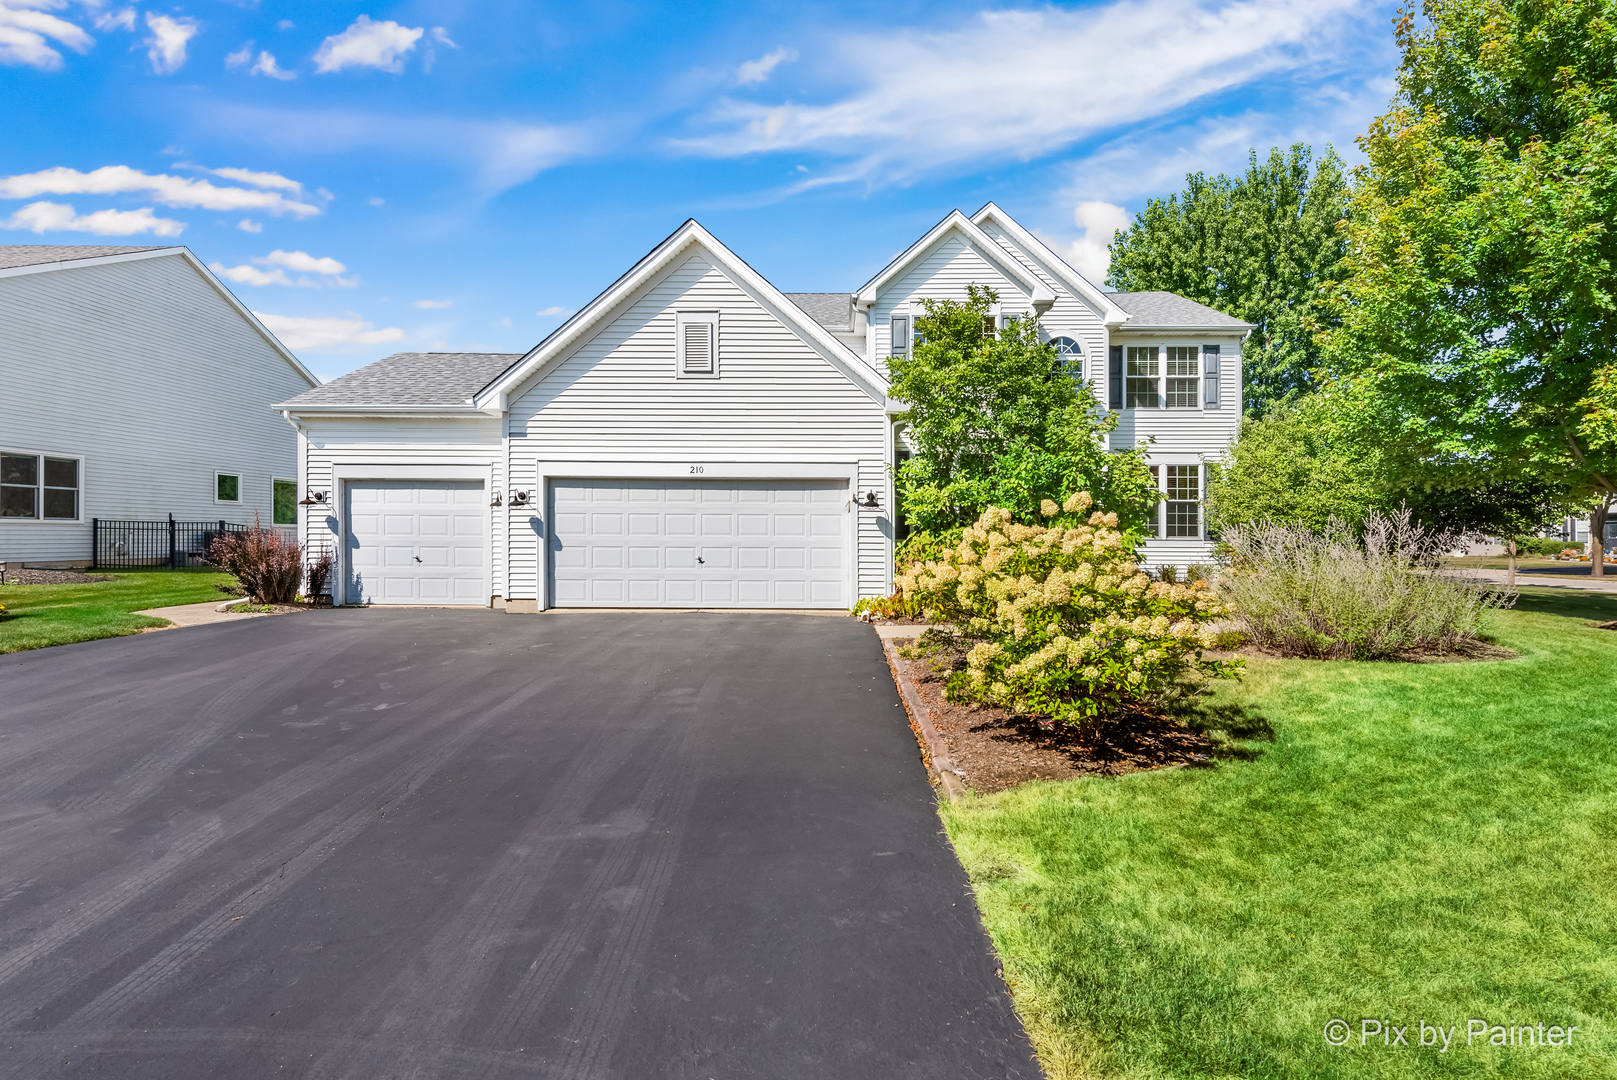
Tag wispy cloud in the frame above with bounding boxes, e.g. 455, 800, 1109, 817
253, 311, 405, 351
736, 46, 795, 86
144, 12, 197, 75
0, 0, 93, 70
3, 200, 185, 236
0, 165, 320, 217
204, 166, 304, 194
679, 0, 1363, 186
199, 105, 593, 197
237, 218, 261, 233
93, 7, 135, 33
229, 42, 294, 80
413, 298, 452, 309
313, 15, 423, 74
536, 305, 571, 317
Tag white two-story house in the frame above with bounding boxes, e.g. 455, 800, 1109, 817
278, 204, 1249, 609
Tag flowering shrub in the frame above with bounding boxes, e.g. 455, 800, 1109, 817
206, 516, 303, 604
898, 493, 1237, 724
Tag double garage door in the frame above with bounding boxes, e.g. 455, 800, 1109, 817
550, 479, 847, 608
343, 477, 848, 608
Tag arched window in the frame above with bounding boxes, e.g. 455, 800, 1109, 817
1052, 336, 1082, 381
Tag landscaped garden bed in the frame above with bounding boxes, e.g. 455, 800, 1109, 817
890, 635, 1212, 792
938, 585, 1617, 1079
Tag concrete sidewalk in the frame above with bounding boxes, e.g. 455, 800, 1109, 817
134, 600, 298, 628
1462, 568, 1617, 594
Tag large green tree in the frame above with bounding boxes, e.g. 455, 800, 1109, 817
888, 285, 1157, 538
1326, 0, 1617, 573
1107, 143, 1352, 417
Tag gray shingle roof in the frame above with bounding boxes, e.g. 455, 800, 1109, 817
281, 352, 525, 407
1105, 291, 1250, 328
0, 245, 167, 270
784, 292, 853, 331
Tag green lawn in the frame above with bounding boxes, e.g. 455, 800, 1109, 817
0, 570, 238, 654
943, 586, 1617, 1079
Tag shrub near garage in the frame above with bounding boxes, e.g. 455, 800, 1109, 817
898, 492, 1238, 725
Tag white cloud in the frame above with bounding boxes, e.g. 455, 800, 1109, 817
367, 196, 385, 206
253, 311, 405, 351
276, 20, 294, 31
0, 0, 94, 70
3, 200, 185, 236
536, 306, 571, 317
413, 298, 452, 309
680, 0, 1362, 185
210, 249, 354, 288
93, 7, 135, 32
144, 12, 197, 75
1048, 202, 1132, 282
250, 50, 293, 80
736, 46, 795, 86
237, 217, 261, 233
225, 41, 253, 68
205, 166, 303, 193
313, 15, 423, 74
429, 26, 455, 48
263, 249, 346, 276
212, 262, 296, 287
0, 165, 320, 217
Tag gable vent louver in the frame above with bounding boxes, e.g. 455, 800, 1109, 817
682, 322, 714, 374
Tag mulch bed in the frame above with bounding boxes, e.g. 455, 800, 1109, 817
0, 568, 114, 585
890, 637, 1211, 794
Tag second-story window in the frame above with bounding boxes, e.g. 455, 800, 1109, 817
1053, 337, 1082, 382
1166, 346, 1200, 407
1126, 346, 1159, 407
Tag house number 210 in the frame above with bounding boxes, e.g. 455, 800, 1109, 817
689, 465, 704, 474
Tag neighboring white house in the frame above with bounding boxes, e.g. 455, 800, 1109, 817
278, 205, 1249, 610
0, 245, 318, 566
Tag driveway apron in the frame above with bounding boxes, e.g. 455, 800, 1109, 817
0, 611, 1041, 1079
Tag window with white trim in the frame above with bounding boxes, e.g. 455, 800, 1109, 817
1, 452, 79, 520
1166, 346, 1199, 408
273, 479, 298, 525
216, 473, 241, 503
1165, 465, 1200, 537
677, 311, 719, 377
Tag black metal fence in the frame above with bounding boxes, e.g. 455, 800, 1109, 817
91, 516, 298, 570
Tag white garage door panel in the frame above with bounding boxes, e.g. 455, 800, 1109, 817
550, 479, 846, 608
347, 481, 485, 605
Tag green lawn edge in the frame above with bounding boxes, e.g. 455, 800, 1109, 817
941, 586, 1617, 1080
0, 570, 238, 654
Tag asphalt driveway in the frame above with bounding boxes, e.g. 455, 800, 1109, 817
0, 611, 1040, 1079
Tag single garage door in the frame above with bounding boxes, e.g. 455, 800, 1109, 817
345, 480, 486, 605
550, 479, 847, 608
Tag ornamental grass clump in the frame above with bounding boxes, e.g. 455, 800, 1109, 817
1216, 509, 1512, 659
898, 492, 1237, 725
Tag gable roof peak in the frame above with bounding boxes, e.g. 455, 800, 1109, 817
853, 208, 1055, 311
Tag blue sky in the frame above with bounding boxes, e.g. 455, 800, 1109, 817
2, 0, 1400, 381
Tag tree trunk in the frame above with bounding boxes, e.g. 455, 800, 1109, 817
1591, 498, 1612, 578
1506, 537, 1517, 590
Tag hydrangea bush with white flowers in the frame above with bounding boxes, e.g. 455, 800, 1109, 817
897, 492, 1238, 724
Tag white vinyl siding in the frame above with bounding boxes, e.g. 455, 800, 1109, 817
0, 254, 314, 561
868, 234, 1030, 368
507, 254, 889, 604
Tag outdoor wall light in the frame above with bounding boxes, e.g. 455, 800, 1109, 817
511, 490, 530, 507
858, 491, 881, 509
490, 492, 503, 507
299, 491, 328, 506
